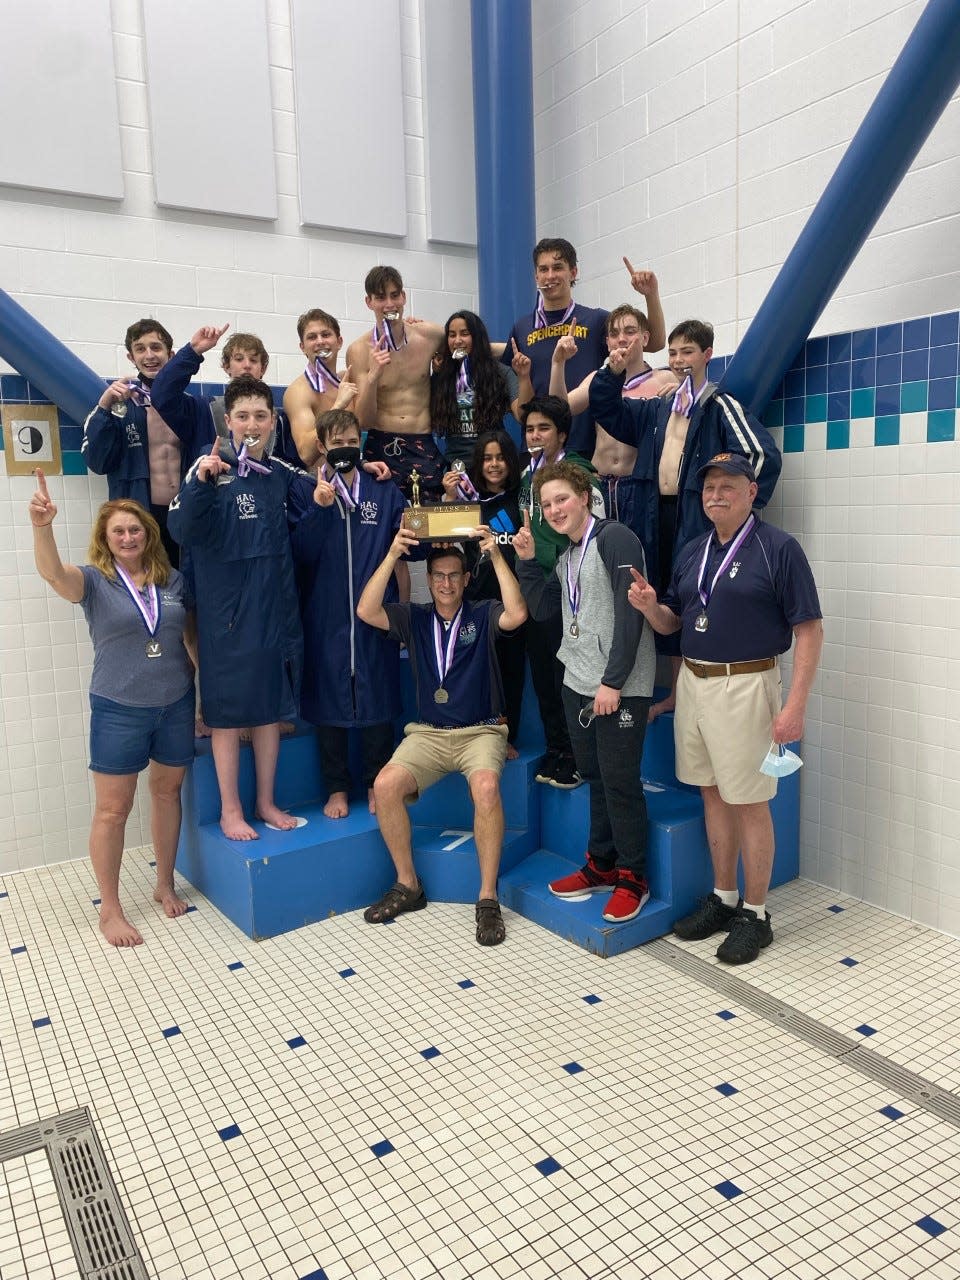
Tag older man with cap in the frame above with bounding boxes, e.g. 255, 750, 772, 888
627, 452, 823, 963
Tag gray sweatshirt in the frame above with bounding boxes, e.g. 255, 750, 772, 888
517, 519, 655, 698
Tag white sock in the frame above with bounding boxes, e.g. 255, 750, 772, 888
715, 888, 739, 907
744, 900, 766, 919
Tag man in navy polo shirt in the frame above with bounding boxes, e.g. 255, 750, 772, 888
356, 525, 527, 946
628, 453, 823, 963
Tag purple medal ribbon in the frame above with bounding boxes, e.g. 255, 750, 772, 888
372, 318, 407, 353
696, 514, 756, 611
455, 472, 479, 502
565, 516, 597, 621
671, 372, 708, 418
233, 439, 271, 478
113, 563, 159, 637
432, 606, 463, 689
305, 358, 341, 394
323, 463, 360, 511
534, 294, 576, 332
455, 355, 471, 396
121, 379, 152, 406
623, 368, 654, 393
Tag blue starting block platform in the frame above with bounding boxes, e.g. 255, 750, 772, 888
176, 684, 799, 956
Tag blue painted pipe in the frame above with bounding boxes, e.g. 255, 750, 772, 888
0, 288, 104, 425
721, 0, 960, 415
470, 0, 536, 339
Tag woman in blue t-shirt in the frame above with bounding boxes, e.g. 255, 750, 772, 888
29, 474, 196, 949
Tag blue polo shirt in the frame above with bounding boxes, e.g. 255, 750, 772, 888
384, 599, 506, 727
663, 518, 821, 662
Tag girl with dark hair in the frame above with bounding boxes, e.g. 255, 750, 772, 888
431, 311, 516, 466
441, 428, 526, 756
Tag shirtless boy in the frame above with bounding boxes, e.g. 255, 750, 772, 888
347, 266, 447, 498
282, 309, 359, 470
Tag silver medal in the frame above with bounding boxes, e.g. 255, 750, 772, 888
570, 620, 580, 638
434, 688, 449, 705
694, 613, 708, 633
146, 640, 162, 658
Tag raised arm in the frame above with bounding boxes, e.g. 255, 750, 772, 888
29, 470, 84, 603
282, 381, 323, 469
356, 525, 419, 630
623, 259, 665, 352
510, 338, 535, 419
713, 393, 782, 507
475, 526, 527, 632
626, 567, 681, 636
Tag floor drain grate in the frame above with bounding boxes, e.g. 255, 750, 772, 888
0, 1107, 148, 1279
648, 938, 960, 1131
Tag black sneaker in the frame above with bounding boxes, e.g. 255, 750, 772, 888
716, 909, 773, 964
534, 749, 559, 784
548, 755, 582, 789
673, 893, 741, 941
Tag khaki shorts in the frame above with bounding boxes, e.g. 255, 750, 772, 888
389, 722, 509, 797
674, 661, 782, 804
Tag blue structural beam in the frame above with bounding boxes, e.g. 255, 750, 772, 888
470, 0, 536, 339
721, 0, 960, 416
0, 288, 104, 425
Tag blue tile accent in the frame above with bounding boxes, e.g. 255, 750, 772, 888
420, 1046, 441, 1060
804, 364, 827, 395
855, 1023, 877, 1037
0, 891, 7, 899
901, 348, 929, 383
787, 345, 805, 371
227, 961, 244, 971
92, 898, 101, 906
32, 1017, 51, 1029
287, 1035, 307, 1050
851, 357, 876, 389
0, 374, 29, 399
805, 394, 827, 422
784, 369, 805, 398
902, 317, 930, 350
827, 904, 845, 913
928, 378, 956, 411
827, 362, 850, 392
562, 1062, 584, 1075
927, 410, 956, 443
839, 957, 858, 967
828, 392, 850, 419
457, 979, 475, 989
900, 382, 927, 413
826, 421, 849, 450
783, 424, 804, 453
875, 416, 900, 447
582, 994, 602, 1005
806, 336, 828, 366
370, 1139, 395, 1158
875, 384, 900, 416
784, 397, 805, 426
10, 945, 26, 955
929, 344, 958, 380
339, 968, 356, 978
931, 311, 959, 345
535, 1156, 562, 1177
876, 322, 902, 355
762, 400, 784, 428
715, 1082, 739, 1097
218, 1124, 241, 1141
875, 353, 902, 385
300, 1270, 329, 1280
851, 328, 876, 359
714, 1180, 743, 1200
60, 426, 83, 452
185, 905, 197, 913
716, 1010, 736, 1021
162, 1026, 181, 1039
828, 333, 851, 363
851, 388, 875, 418
916, 1216, 947, 1238
62, 453, 88, 477
880, 1105, 904, 1120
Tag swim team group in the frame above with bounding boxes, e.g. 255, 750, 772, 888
27, 236, 823, 962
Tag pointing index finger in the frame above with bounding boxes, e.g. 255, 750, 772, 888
35, 467, 49, 498
623, 256, 635, 276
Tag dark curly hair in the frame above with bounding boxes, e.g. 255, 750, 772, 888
431, 311, 510, 439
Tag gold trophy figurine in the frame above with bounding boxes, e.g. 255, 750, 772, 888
404, 468, 427, 533
402, 465, 481, 539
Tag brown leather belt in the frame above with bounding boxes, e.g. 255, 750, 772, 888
684, 657, 777, 679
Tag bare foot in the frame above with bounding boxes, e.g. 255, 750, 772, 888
195, 714, 212, 738
220, 810, 259, 840
648, 695, 676, 723
279, 721, 296, 737
153, 887, 189, 918
256, 803, 298, 831
368, 787, 376, 815
506, 743, 519, 760
99, 909, 143, 947
323, 791, 350, 819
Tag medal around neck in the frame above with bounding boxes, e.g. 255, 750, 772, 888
759, 742, 803, 778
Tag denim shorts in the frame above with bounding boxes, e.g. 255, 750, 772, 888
89, 687, 196, 775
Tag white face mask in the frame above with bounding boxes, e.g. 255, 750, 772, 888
759, 742, 803, 778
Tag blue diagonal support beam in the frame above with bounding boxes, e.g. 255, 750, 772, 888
0, 288, 103, 425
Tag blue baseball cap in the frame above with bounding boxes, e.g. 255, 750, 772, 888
697, 452, 756, 482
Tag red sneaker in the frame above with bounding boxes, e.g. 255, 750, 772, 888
549, 854, 618, 899
602, 873, 651, 923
